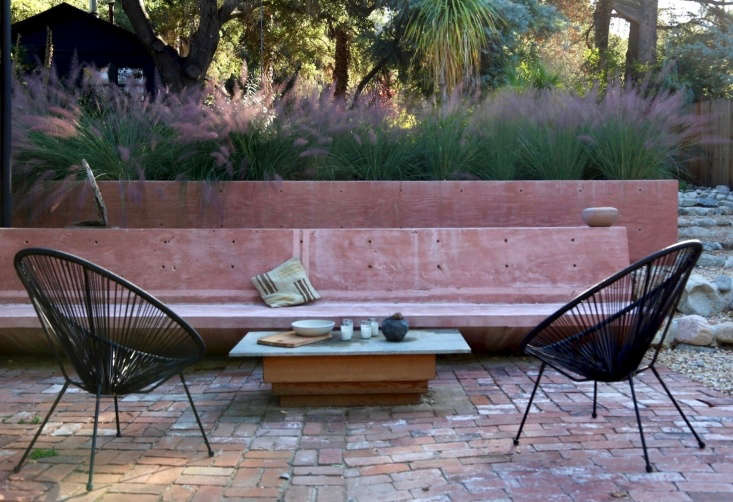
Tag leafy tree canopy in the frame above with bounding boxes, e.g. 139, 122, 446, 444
659, 6, 732, 100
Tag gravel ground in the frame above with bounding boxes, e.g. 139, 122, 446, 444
655, 345, 733, 395
665, 204, 732, 396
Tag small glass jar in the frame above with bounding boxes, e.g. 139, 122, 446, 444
340, 319, 353, 341
369, 317, 379, 338
359, 320, 371, 339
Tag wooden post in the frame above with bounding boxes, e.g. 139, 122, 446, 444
1, 0, 11, 227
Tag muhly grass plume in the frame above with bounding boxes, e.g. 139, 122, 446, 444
11, 65, 714, 195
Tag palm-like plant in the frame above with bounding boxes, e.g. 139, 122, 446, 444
404, 0, 499, 98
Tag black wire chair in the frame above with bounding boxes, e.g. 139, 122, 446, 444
513, 240, 705, 472
13, 248, 214, 491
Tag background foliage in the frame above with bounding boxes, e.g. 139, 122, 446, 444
11, 0, 730, 101
12, 68, 705, 186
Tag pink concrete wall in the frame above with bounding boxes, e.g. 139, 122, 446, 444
14, 180, 677, 261
304, 227, 629, 303
0, 228, 296, 302
0, 227, 629, 304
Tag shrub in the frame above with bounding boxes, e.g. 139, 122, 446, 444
11, 67, 708, 187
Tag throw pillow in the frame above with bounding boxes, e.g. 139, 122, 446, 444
251, 257, 321, 307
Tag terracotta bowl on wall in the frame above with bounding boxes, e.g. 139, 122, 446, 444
582, 207, 619, 227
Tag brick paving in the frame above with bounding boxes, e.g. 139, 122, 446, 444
0, 355, 731, 501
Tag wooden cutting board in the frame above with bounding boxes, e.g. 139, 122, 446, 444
257, 331, 332, 348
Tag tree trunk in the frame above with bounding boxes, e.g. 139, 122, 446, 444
620, 0, 658, 83
119, 0, 232, 91
637, 0, 658, 68
625, 21, 640, 82
593, 0, 612, 79
333, 27, 349, 98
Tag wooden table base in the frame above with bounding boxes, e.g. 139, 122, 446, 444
263, 354, 435, 406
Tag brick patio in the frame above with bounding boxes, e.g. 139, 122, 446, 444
0, 355, 731, 502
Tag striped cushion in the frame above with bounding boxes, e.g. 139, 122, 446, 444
251, 258, 321, 307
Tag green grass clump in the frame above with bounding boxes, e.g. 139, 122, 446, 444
11, 69, 704, 185
29, 448, 58, 460
586, 119, 675, 180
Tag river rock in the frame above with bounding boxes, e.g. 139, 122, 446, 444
651, 327, 674, 348
703, 242, 723, 251
714, 322, 733, 346
678, 274, 726, 316
670, 315, 714, 347
679, 197, 697, 207
698, 254, 727, 267
697, 197, 719, 207
714, 275, 732, 293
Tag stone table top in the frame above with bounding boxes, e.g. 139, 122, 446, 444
229, 329, 471, 357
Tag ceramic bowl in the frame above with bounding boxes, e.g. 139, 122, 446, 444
581, 207, 618, 227
291, 320, 335, 337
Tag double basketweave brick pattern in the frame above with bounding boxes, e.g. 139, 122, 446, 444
0, 355, 731, 501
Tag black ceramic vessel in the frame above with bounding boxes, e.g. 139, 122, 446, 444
381, 317, 409, 342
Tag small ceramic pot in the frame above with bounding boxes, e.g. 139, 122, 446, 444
581, 207, 618, 227
381, 317, 409, 342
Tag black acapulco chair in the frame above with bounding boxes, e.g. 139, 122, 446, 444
13, 248, 214, 491
513, 240, 706, 472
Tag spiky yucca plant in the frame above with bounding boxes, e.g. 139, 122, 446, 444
405, 0, 500, 98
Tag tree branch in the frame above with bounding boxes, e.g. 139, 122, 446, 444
612, 0, 642, 24
679, 0, 733, 5
118, 0, 169, 51
220, 0, 264, 23
352, 54, 391, 106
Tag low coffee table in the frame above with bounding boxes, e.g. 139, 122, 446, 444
229, 329, 470, 406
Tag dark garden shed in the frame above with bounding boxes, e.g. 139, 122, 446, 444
11, 2, 156, 93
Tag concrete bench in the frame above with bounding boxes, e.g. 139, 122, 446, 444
0, 226, 630, 354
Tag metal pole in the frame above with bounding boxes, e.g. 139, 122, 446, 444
1, 0, 12, 227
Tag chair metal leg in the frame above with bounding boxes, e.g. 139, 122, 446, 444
14, 382, 69, 473
87, 381, 102, 491
180, 374, 214, 457
628, 376, 653, 473
651, 366, 705, 449
114, 396, 121, 437
514, 362, 545, 446
592, 381, 598, 419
